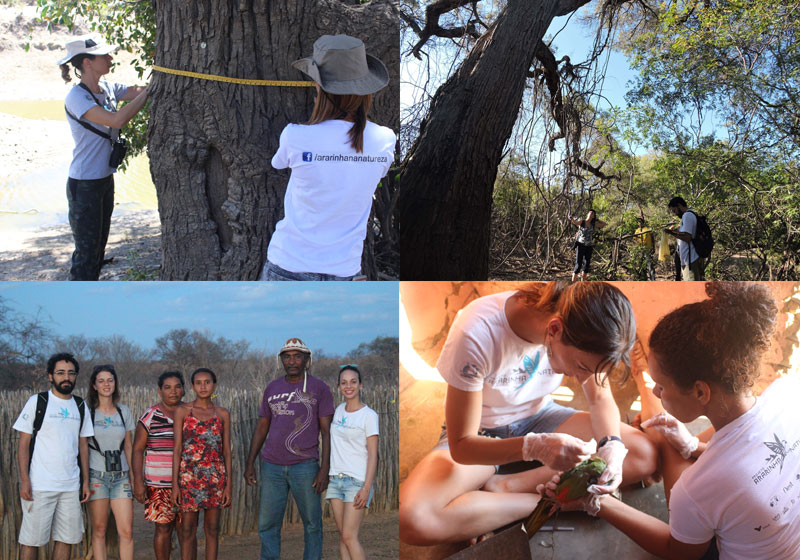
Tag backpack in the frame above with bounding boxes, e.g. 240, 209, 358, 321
29, 391, 87, 483
685, 210, 714, 259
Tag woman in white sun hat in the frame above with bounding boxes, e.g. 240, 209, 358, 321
58, 34, 149, 281
261, 35, 396, 282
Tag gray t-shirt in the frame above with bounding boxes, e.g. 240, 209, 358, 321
65, 81, 128, 180
576, 222, 594, 246
89, 404, 135, 473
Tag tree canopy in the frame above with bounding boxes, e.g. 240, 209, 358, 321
400, 0, 800, 279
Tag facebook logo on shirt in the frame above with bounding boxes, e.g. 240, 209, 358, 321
302, 152, 313, 162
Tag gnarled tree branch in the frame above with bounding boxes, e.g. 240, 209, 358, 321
409, 0, 483, 59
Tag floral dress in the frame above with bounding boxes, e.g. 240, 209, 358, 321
178, 408, 226, 512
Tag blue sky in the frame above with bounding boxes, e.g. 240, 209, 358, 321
548, 12, 636, 112
401, 5, 719, 153
0, 282, 399, 356
401, 8, 636, 112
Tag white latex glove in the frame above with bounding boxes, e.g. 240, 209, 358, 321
536, 474, 602, 517
589, 439, 628, 495
522, 433, 596, 471
641, 412, 699, 459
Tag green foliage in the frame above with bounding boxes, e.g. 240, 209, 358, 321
622, 0, 800, 156
479, 0, 800, 279
492, 102, 800, 279
37, 0, 155, 159
121, 248, 159, 281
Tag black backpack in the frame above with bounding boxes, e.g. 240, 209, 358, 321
29, 391, 87, 483
685, 210, 714, 259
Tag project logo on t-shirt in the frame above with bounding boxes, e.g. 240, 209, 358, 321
752, 432, 800, 489
515, 353, 541, 390
459, 363, 481, 380
302, 152, 313, 162
54, 408, 79, 422
335, 415, 360, 433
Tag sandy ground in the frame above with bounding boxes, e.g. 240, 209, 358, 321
128, 500, 399, 560
0, 209, 161, 280
0, 3, 160, 280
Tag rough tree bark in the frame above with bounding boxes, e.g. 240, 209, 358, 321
148, 0, 399, 280
398, 0, 591, 280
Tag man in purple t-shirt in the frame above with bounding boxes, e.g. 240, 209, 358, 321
244, 337, 334, 560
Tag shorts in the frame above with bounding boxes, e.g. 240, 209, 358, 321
325, 473, 374, 507
433, 400, 578, 473
144, 486, 178, 524
19, 490, 83, 546
88, 468, 132, 501
259, 260, 358, 281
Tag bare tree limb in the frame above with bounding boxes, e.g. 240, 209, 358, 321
410, 0, 482, 59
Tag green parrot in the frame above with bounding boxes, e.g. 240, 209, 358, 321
523, 457, 607, 536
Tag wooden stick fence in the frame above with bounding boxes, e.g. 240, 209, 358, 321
0, 384, 398, 559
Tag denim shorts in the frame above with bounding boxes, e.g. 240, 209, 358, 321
88, 468, 132, 501
259, 260, 359, 281
325, 473, 374, 507
434, 400, 578, 473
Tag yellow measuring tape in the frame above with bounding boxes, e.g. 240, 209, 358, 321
153, 65, 315, 87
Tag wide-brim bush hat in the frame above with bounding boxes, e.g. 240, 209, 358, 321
57, 34, 116, 65
292, 35, 389, 95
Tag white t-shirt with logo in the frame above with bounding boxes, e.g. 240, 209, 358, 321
436, 291, 564, 428
669, 376, 800, 559
13, 390, 95, 492
677, 210, 700, 266
267, 119, 396, 276
65, 81, 128, 180
329, 402, 379, 482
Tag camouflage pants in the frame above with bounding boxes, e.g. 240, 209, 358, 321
67, 175, 114, 281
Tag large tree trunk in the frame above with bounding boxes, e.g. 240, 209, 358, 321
398, 0, 588, 279
148, 0, 398, 280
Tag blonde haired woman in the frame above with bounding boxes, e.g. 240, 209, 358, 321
261, 35, 396, 281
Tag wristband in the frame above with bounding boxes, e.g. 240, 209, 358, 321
598, 435, 623, 448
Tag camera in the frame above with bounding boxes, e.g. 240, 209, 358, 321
109, 137, 128, 168
104, 449, 123, 472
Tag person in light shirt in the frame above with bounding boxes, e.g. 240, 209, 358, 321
58, 34, 148, 280
85, 365, 135, 560
399, 281, 658, 545
326, 365, 379, 560
13, 353, 94, 560
261, 35, 395, 281
543, 282, 800, 560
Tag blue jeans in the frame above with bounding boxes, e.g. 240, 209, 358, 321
258, 460, 322, 560
434, 400, 578, 474
259, 260, 358, 281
